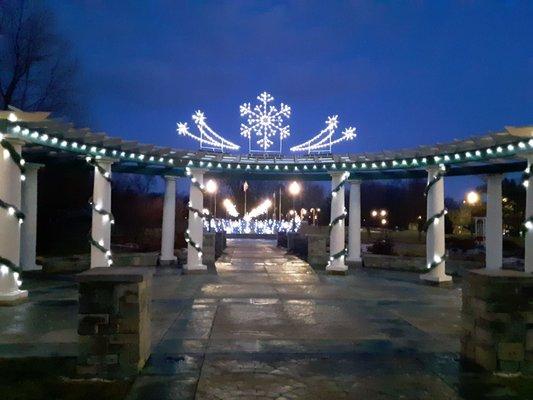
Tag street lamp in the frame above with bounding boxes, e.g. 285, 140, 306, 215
288, 181, 301, 211
205, 179, 218, 217
371, 209, 389, 229
466, 191, 480, 205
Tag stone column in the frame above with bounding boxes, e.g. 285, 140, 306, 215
346, 180, 362, 265
160, 176, 177, 265
485, 174, 503, 270
90, 159, 113, 268
20, 163, 44, 271
0, 137, 28, 304
77, 267, 152, 377
420, 165, 452, 283
327, 172, 348, 273
186, 168, 207, 271
525, 155, 533, 273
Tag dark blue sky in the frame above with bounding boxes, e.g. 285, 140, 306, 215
48, 1, 532, 197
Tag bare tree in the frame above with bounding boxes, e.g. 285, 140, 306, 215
0, 0, 78, 115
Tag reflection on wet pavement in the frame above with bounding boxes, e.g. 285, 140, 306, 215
128, 239, 476, 400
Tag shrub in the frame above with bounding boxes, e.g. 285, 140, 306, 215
369, 237, 395, 255
446, 237, 476, 252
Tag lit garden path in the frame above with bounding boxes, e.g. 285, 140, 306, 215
127, 238, 474, 400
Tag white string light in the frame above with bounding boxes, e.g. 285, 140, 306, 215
240, 92, 291, 153
222, 198, 239, 218
290, 115, 356, 153
244, 199, 273, 220
177, 111, 240, 152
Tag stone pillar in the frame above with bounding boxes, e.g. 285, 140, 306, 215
160, 176, 177, 265
186, 168, 207, 271
327, 172, 347, 273
347, 180, 362, 265
0, 137, 28, 304
420, 165, 452, 283
525, 155, 533, 273
20, 163, 44, 271
77, 267, 152, 377
461, 269, 533, 373
90, 159, 113, 268
485, 174, 503, 270
202, 231, 216, 266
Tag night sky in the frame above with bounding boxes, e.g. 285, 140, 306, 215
48, 1, 532, 197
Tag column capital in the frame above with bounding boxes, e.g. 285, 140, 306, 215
426, 164, 444, 173
163, 175, 177, 181
484, 173, 503, 182
1, 134, 25, 146
92, 157, 116, 165
347, 179, 362, 185
25, 162, 45, 171
329, 171, 349, 179
188, 167, 207, 175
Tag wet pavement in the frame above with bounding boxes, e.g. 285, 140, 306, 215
129, 239, 468, 400
2, 239, 532, 399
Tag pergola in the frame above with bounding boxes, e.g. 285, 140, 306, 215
0, 109, 532, 304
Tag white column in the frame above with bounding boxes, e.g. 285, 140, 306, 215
327, 172, 348, 273
90, 159, 113, 268
186, 168, 207, 271
485, 174, 503, 270
160, 176, 177, 264
420, 165, 452, 283
20, 163, 44, 271
0, 137, 28, 303
347, 180, 362, 264
525, 155, 533, 273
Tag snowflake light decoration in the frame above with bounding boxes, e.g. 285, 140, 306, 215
240, 91, 291, 153
177, 110, 240, 152
290, 115, 357, 154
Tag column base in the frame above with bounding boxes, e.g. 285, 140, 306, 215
184, 264, 208, 273
159, 256, 177, 266
23, 263, 42, 272
326, 263, 348, 275
0, 289, 28, 306
419, 271, 453, 285
346, 257, 362, 268
327, 268, 348, 276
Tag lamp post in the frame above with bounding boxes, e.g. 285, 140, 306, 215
206, 179, 218, 217
243, 181, 249, 215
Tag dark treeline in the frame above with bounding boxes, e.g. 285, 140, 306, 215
360, 179, 426, 229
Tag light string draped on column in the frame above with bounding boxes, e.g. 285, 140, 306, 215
524, 165, 533, 233
328, 171, 349, 264
0, 132, 26, 274
185, 167, 208, 258
86, 156, 114, 266
424, 164, 447, 270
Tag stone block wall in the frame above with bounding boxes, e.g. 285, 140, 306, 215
277, 232, 287, 247
76, 268, 152, 378
286, 232, 298, 251
306, 234, 328, 267
202, 232, 216, 266
461, 269, 533, 375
